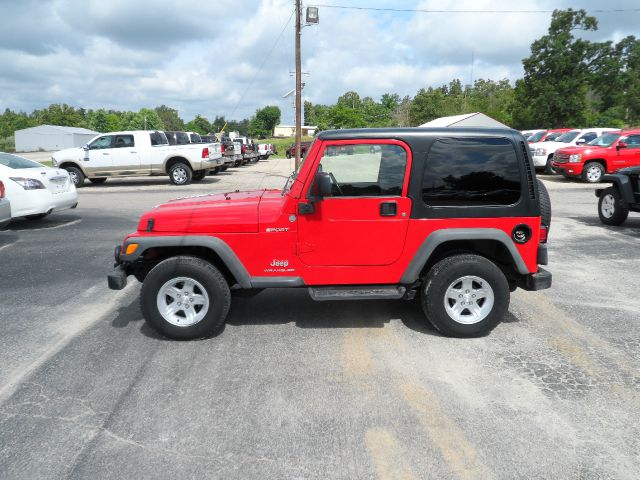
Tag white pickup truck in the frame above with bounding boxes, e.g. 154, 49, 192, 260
52, 130, 221, 186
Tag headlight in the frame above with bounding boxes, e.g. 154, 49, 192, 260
535, 148, 547, 156
569, 154, 582, 163
10, 177, 46, 190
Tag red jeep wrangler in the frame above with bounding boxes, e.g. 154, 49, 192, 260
109, 128, 552, 339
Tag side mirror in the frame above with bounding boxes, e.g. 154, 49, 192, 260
83, 144, 89, 151
616, 141, 628, 150
313, 171, 333, 199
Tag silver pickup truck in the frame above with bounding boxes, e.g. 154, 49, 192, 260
52, 130, 221, 186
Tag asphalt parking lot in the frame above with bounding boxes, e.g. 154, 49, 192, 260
0, 157, 639, 479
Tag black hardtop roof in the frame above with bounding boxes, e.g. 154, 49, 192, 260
317, 127, 521, 141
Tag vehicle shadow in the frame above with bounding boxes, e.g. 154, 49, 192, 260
6, 214, 82, 231
113, 288, 521, 340
569, 216, 640, 237
83, 177, 222, 188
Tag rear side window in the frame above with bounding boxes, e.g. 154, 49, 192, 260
113, 135, 134, 148
150, 131, 168, 146
623, 134, 640, 148
318, 144, 407, 197
579, 132, 597, 143
422, 137, 521, 206
189, 133, 202, 143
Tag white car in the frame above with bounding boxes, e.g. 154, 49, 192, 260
0, 152, 78, 221
0, 181, 10, 228
529, 128, 619, 173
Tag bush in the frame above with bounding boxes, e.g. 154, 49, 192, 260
0, 136, 15, 152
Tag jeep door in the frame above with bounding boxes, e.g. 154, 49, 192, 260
297, 141, 411, 266
84, 135, 114, 176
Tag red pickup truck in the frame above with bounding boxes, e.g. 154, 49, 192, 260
552, 130, 640, 183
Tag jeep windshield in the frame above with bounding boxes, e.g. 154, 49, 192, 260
555, 131, 580, 143
283, 139, 316, 194
588, 132, 620, 147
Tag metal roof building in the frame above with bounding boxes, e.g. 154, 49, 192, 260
14, 125, 99, 152
419, 112, 509, 129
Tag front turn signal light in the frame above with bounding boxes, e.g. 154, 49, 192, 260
125, 243, 139, 255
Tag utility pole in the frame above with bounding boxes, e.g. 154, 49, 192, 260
294, 0, 302, 170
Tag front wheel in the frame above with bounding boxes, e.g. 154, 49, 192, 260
544, 156, 556, 175
65, 166, 85, 187
140, 256, 231, 340
421, 254, 510, 337
582, 162, 604, 183
169, 162, 193, 185
598, 187, 629, 226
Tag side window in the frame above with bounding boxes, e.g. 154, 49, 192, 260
624, 135, 640, 148
113, 135, 134, 148
422, 137, 521, 206
89, 136, 112, 150
318, 144, 407, 197
150, 131, 168, 146
580, 132, 597, 143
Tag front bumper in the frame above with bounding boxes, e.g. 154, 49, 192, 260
108, 264, 128, 290
532, 154, 548, 168
518, 268, 552, 291
552, 162, 583, 177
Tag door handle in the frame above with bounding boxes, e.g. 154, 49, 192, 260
130, 151, 137, 153
380, 202, 397, 216
102, 152, 110, 155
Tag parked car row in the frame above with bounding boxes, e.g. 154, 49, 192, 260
50, 130, 275, 187
522, 127, 640, 183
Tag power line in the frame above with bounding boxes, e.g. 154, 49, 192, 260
309, 4, 640, 14
226, 8, 295, 121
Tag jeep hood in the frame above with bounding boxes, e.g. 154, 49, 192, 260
139, 189, 270, 233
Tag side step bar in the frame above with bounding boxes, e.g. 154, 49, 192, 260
309, 285, 406, 301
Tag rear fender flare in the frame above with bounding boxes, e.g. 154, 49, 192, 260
400, 228, 529, 283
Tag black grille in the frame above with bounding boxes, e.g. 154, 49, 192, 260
520, 141, 536, 200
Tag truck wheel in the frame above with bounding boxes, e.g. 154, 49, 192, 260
65, 166, 85, 187
140, 256, 231, 340
169, 162, 193, 185
537, 179, 552, 228
421, 254, 509, 337
598, 187, 629, 226
544, 156, 556, 174
192, 170, 206, 181
89, 177, 107, 184
582, 162, 604, 183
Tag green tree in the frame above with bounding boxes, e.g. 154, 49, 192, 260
185, 114, 211, 134
514, 9, 599, 128
88, 109, 109, 132
155, 105, 185, 131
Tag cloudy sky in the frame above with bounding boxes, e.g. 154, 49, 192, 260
0, 0, 638, 123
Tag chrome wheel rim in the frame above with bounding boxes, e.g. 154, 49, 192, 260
172, 167, 188, 184
586, 165, 602, 182
68, 170, 79, 184
601, 194, 615, 218
443, 276, 494, 325
156, 277, 209, 327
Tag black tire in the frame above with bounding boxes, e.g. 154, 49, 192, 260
89, 177, 107, 184
544, 156, 556, 175
537, 179, 552, 228
25, 213, 49, 220
598, 186, 629, 226
65, 166, 85, 187
421, 254, 510, 337
168, 162, 193, 185
220, 165, 229, 172
582, 162, 604, 183
211, 167, 220, 175
140, 256, 231, 340
192, 170, 206, 181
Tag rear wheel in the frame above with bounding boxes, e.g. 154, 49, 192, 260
89, 177, 107, 184
421, 254, 509, 337
140, 256, 231, 340
582, 162, 604, 183
65, 166, 85, 187
598, 186, 629, 226
169, 162, 193, 185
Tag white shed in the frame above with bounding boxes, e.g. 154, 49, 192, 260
14, 125, 99, 152
420, 113, 509, 129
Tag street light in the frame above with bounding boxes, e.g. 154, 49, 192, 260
306, 7, 319, 24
